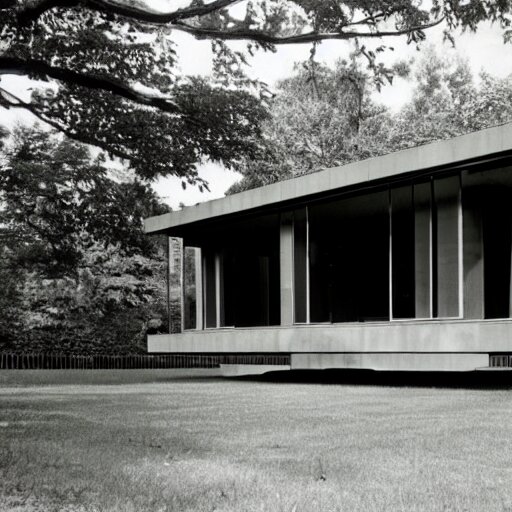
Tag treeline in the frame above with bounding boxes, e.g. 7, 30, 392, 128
0, 126, 169, 354
229, 47, 512, 193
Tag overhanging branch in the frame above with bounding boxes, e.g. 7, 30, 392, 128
88, 0, 241, 23
13, 0, 241, 24
0, 86, 134, 161
11, 0, 444, 43
0, 56, 182, 114
172, 18, 445, 44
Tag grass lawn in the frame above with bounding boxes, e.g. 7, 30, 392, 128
1, 370, 512, 511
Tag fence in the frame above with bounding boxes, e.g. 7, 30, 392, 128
0, 352, 290, 370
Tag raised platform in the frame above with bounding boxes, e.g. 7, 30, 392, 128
148, 318, 512, 372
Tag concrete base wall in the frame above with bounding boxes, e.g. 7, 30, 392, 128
147, 319, 512, 371
148, 319, 512, 354
291, 353, 488, 372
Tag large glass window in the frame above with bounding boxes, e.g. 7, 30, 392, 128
391, 186, 415, 319
390, 176, 461, 320
203, 248, 217, 328
309, 190, 390, 323
293, 207, 308, 323
462, 167, 512, 319
183, 247, 201, 330
197, 214, 280, 328
189, 167, 512, 329
434, 175, 461, 318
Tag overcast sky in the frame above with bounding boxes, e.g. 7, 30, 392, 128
1, 12, 511, 209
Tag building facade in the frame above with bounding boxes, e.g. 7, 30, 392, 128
145, 123, 512, 372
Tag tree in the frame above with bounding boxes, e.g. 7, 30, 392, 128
230, 45, 512, 193
228, 57, 394, 192
455, 71, 512, 132
1, 1, 511, 184
387, 47, 512, 150
0, 126, 169, 352
0, 125, 168, 275
385, 46, 475, 149
15, 243, 168, 354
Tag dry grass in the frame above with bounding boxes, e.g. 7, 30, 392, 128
1, 370, 512, 511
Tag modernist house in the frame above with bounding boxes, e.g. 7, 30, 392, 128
145, 123, 512, 372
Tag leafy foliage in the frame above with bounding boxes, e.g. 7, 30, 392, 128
228, 58, 393, 192
1, 1, 511, 183
230, 46, 512, 193
15, 243, 167, 354
0, 126, 168, 353
0, 125, 167, 274
0, 6, 270, 184
389, 47, 512, 148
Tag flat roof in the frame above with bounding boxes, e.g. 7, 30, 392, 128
145, 122, 512, 234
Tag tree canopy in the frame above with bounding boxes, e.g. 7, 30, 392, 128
227, 57, 392, 192
0, 125, 169, 352
1, 0, 511, 184
229, 46, 512, 193
0, 125, 168, 274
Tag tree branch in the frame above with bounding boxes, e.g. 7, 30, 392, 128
344, 12, 387, 28
0, 56, 182, 114
0, 86, 134, 162
13, 0, 241, 24
11, 0, 443, 43
88, 0, 241, 22
172, 18, 445, 44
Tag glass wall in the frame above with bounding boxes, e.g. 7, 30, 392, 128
293, 207, 308, 323
198, 214, 281, 328
391, 186, 416, 319
391, 176, 462, 320
462, 167, 512, 319
434, 175, 461, 318
183, 247, 201, 330
292, 174, 465, 324
188, 166, 512, 329
308, 190, 390, 323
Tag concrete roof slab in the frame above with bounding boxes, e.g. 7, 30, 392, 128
145, 123, 512, 234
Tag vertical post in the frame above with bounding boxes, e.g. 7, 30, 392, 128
435, 175, 461, 318
195, 248, 204, 330
458, 177, 464, 319
180, 241, 185, 333
306, 206, 310, 324
168, 236, 184, 333
414, 182, 432, 318
215, 251, 224, 327
280, 212, 294, 326
388, 187, 393, 320
167, 235, 171, 333
461, 173, 485, 319
509, 217, 512, 317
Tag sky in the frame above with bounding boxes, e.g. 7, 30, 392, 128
1, 5, 511, 209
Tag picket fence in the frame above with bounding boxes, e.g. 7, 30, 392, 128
0, 352, 290, 370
